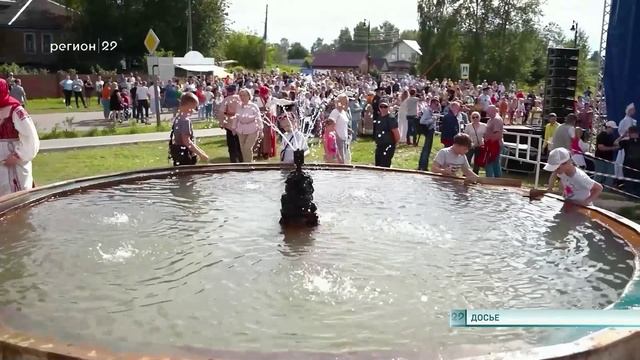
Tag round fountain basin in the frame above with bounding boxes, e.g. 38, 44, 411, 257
0, 167, 635, 359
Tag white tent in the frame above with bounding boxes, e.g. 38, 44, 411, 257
175, 63, 230, 77
173, 51, 231, 77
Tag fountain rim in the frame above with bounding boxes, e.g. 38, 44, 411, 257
0, 162, 638, 360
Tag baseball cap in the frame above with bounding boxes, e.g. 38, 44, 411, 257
544, 148, 571, 172
379, 101, 390, 108
548, 113, 557, 118
605, 120, 618, 129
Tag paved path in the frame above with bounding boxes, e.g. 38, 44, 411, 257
32, 111, 174, 132
41, 128, 225, 151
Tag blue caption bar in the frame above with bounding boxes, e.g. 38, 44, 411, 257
450, 310, 640, 328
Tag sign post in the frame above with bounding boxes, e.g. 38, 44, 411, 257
144, 29, 162, 127
460, 64, 470, 80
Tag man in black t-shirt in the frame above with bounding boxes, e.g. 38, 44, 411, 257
594, 121, 619, 186
373, 101, 400, 167
619, 126, 640, 195
372, 88, 383, 120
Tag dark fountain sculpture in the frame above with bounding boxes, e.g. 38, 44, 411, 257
279, 149, 319, 227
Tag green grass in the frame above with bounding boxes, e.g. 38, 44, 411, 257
32, 135, 551, 187
33, 136, 445, 185
26, 97, 103, 114
39, 119, 219, 140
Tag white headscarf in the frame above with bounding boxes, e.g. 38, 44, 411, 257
625, 103, 635, 116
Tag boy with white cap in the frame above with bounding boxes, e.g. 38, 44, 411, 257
545, 148, 603, 206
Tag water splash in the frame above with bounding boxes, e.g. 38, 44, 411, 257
102, 212, 130, 225
96, 243, 139, 263
244, 182, 261, 190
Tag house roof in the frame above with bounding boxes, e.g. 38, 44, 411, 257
372, 58, 388, 70
401, 40, 422, 56
0, 0, 72, 29
312, 51, 367, 68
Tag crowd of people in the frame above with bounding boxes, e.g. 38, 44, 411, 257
153, 69, 637, 203
0, 67, 637, 204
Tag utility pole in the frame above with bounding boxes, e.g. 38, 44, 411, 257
263, 3, 268, 68
571, 20, 578, 48
187, 0, 193, 52
366, 19, 371, 74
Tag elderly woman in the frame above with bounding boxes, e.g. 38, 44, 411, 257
464, 111, 487, 174
328, 93, 351, 164
234, 88, 263, 163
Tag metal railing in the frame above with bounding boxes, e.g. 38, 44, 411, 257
500, 131, 543, 188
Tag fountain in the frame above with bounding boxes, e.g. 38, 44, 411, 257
279, 149, 319, 227
0, 89, 639, 360
0, 165, 638, 360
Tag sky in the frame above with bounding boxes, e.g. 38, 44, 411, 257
227, 0, 604, 52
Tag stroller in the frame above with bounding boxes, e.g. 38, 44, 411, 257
119, 92, 132, 123
109, 90, 132, 124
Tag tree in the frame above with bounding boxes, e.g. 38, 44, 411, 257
279, 38, 290, 52
334, 27, 354, 51
222, 32, 265, 69
417, 0, 462, 78
68, 0, 229, 70
563, 28, 595, 92
371, 21, 399, 57
400, 30, 419, 40
351, 21, 369, 52
288, 42, 309, 59
279, 38, 290, 59
540, 22, 567, 48
266, 43, 284, 66
310, 37, 332, 53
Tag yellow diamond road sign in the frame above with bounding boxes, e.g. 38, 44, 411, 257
144, 29, 160, 54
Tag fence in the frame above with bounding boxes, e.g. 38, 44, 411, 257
500, 131, 543, 188
11, 73, 152, 99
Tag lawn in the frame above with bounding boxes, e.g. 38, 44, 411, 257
39, 119, 218, 140
33, 136, 444, 185
27, 97, 103, 115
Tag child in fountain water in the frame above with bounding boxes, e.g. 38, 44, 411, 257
323, 118, 338, 163
280, 117, 308, 164
545, 147, 603, 206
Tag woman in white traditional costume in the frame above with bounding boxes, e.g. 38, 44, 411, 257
0, 78, 40, 197
615, 103, 637, 179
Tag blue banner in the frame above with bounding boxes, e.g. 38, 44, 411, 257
604, 0, 640, 123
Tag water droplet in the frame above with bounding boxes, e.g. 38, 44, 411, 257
420, 295, 428, 302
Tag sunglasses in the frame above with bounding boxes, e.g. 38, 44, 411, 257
380, 105, 389, 109
472, 116, 480, 119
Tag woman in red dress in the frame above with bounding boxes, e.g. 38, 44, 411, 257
256, 86, 276, 159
